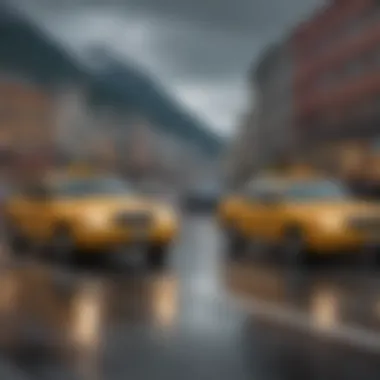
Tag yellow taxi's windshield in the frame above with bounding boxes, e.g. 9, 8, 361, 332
284, 180, 351, 202
53, 177, 136, 198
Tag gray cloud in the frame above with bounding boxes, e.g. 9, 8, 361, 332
12, 0, 322, 34
145, 25, 260, 82
10, 0, 323, 135
119, 0, 324, 36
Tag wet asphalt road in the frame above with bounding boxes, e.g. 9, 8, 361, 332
0, 213, 380, 379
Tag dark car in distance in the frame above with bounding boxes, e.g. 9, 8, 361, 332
183, 182, 223, 212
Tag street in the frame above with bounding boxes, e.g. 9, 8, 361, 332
0, 213, 379, 379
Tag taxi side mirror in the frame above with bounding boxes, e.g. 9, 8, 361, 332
26, 185, 51, 202
260, 192, 281, 206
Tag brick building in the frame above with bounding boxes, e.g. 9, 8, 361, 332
234, 0, 380, 184
254, 40, 294, 167
293, 0, 380, 169
0, 4, 223, 188
0, 76, 56, 182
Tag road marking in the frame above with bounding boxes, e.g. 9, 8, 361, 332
229, 292, 380, 354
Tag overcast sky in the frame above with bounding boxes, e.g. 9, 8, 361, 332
11, 0, 322, 136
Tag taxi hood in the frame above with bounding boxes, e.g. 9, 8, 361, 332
55, 196, 165, 216
285, 200, 380, 219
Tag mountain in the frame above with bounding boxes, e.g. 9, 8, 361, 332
0, 4, 224, 157
89, 55, 223, 157
0, 6, 87, 85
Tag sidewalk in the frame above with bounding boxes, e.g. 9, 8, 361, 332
0, 357, 29, 380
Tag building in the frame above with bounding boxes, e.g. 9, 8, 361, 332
254, 40, 294, 168
228, 38, 293, 185
0, 4, 224, 186
293, 0, 380, 169
0, 4, 90, 180
0, 75, 53, 149
230, 36, 295, 182
223, 109, 258, 188
54, 84, 92, 159
0, 75, 56, 182
231, 0, 380, 185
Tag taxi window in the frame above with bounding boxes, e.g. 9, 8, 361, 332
243, 180, 279, 201
22, 182, 51, 200
53, 177, 135, 197
284, 180, 350, 201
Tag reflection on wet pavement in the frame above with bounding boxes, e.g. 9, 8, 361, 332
0, 264, 183, 379
0, 215, 378, 379
226, 260, 380, 334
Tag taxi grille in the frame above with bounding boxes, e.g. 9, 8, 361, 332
114, 212, 152, 228
349, 217, 380, 232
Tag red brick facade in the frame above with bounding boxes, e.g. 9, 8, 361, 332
293, 0, 380, 144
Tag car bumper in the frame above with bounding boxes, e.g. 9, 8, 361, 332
307, 230, 378, 254
183, 197, 218, 211
73, 224, 178, 251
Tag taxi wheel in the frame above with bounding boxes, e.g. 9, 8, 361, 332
359, 247, 378, 270
6, 221, 30, 257
49, 228, 76, 264
282, 227, 309, 267
146, 244, 168, 269
226, 229, 247, 261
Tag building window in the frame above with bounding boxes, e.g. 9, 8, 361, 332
344, 58, 362, 77
0, 107, 10, 124
363, 4, 380, 28
319, 70, 336, 89
346, 16, 363, 38
372, 136, 380, 152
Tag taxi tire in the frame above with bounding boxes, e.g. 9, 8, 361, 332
147, 244, 168, 269
359, 247, 378, 270
226, 229, 247, 261
282, 227, 309, 267
49, 228, 76, 265
6, 221, 29, 257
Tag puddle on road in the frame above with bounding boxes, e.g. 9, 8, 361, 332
224, 261, 380, 334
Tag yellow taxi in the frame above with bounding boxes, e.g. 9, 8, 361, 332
219, 174, 380, 265
5, 173, 178, 267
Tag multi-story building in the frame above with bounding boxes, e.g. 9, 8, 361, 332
223, 109, 258, 187
0, 75, 53, 148
0, 75, 56, 182
232, 0, 380, 185
53, 83, 93, 160
0, 3, 223, 187
251, 37, 294, 169
293, 0, 380, 169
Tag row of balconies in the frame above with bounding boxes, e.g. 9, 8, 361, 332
295, 4, 380, 90
295, 21, 380, 93
293, 0, 372, 62
296, 70, 380, 118
296, 91, 380, 137
296, 116, 380, 146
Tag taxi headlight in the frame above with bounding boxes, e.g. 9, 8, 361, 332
84, 213, 108, 228
156, 209, 176, 225
319, 215, 345, 231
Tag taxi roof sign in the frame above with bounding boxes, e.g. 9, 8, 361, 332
262, 164, 322, 179
65, 164, 98, 176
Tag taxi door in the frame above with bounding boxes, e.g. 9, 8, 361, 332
240, 186, 270, 240
256, 190, 285, 243
10, 184, 53, 241
8, 195, 36, 237
243, 186, 283, 243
